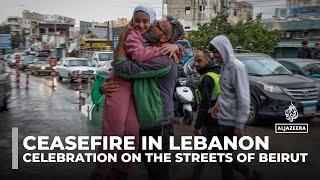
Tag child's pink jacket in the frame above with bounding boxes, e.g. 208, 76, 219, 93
99, 28, 162, 174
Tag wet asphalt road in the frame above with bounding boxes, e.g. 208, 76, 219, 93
0, 67, 320, 180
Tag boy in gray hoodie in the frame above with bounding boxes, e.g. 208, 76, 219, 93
209, 35, 260, 180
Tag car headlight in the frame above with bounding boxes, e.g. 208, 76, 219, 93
258, 83, 283, 93
73, 71, 82, 75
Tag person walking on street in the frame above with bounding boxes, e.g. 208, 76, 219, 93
185, 51, 221, 180
209, 35, 260, 180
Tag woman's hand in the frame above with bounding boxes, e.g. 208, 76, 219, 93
160, 43, 179, 63
100, 80, 120, 96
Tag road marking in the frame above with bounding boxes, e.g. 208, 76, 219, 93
12, 127, 18, 169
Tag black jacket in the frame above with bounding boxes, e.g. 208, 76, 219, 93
194, 64, 220, 129
313, 51, 320, 60
297, 47, 312, 59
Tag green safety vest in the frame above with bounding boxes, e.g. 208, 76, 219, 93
195, 72, 221, 104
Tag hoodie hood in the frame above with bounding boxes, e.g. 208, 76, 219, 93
210, 35, 235, 65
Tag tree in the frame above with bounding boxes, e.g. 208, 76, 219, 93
0, 24, 11, 34
187, 14, 282, 55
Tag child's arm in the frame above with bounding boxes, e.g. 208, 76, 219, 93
124, 29, 162, 62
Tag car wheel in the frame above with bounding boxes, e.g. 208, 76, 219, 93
183, 110, 193, 125
57, 73, 62, 81
247, 97, 258, 125
68, 74, 73, 83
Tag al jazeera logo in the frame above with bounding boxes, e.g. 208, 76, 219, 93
275, 102, 309, 133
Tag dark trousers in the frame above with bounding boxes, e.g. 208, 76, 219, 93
139, 124, 174, 180
218, 125, 250, 180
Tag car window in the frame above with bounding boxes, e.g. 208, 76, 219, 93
36, 60, 48, 65
298, 62, 320, 77
24, 56, 35, 62
68, 60, 89, 66
98, 53, 113, 61
238, 56, 292, 76
279, 62, 300, 73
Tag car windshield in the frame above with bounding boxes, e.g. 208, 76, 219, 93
98, 53, 113, 61
297, 62, 320, 77
68, 59, 89, 66
238, 56, 292, 76
24, 56, 34, 62
36, 60, 48, 64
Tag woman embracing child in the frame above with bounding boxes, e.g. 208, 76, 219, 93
93, 4, 184, 180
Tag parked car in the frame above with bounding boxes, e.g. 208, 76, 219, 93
176, 39, 194, 65
7, 52, 26, 67
28, 57, 52, 76
277, 58, 320, 81
237, 53, 320, 124
0, 58, 11, 111
185, 53, 320, 124
4, 54, 12, 62
7, 55, 16, 67
19, 55, 35, 70
56, 57, 97, 83
90, 51, 113, 68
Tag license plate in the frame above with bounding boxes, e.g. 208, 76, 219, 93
303, 103, 317, 115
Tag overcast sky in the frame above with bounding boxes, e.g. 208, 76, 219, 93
0, 0, 287, 26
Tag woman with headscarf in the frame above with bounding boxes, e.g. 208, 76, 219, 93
94, 4, 182, 180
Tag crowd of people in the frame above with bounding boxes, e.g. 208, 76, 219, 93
91, 4, 261, 180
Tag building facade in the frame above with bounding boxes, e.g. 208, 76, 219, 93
287, 0, 320, 7
275, 0, 320, 20
6, 16, 23, 36
22, 10, 75, 48
164, 0, 253, 31
264, 0, 320, 58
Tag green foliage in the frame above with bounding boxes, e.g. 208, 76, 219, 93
187, 14, 283, 55
0, 24, 11, 34
0, 24, 23, 48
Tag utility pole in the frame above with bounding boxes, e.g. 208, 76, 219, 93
54, 15, 57, 35
162, 0, 165, 18
221, 0, 225, 14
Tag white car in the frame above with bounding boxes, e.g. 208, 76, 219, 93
7, 53, 26, 67
56, 57, 97, 83
91, 51, 113, 68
